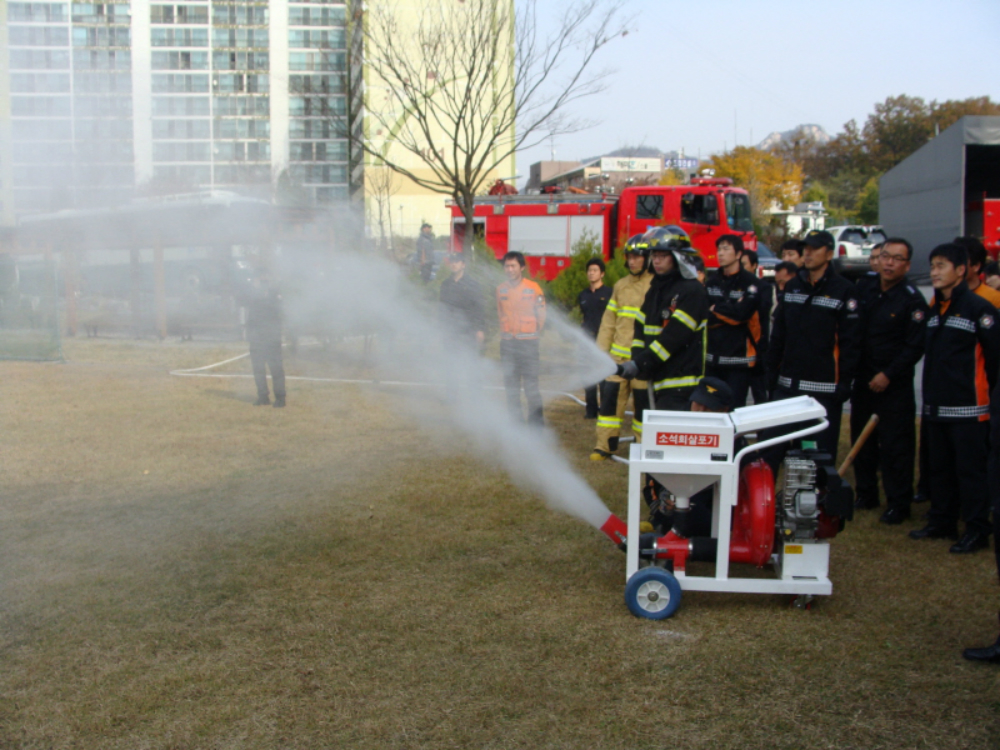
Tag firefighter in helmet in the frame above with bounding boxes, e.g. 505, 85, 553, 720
590, 234, 654, 460
618, 225, 710, 411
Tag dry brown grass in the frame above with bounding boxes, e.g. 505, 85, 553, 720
2, 338, 1000, 749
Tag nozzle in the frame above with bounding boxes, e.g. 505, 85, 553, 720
599, 514, 628, 549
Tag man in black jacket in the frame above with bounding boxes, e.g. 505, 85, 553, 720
849, 237, 928, 523
766, 229, 861, 462
439, 252, 485, 348
706, 234, 760, 407
741, 249, 775, 404
578, 257, 612, 418
617, 225, 709, 412
910, 242, 1000, 554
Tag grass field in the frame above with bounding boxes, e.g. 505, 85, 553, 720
2, 337, 999, 749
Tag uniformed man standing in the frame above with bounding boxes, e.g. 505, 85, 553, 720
705, 234, 760, 407
849, 238, 928, 523
617, 226, 709, 411
911, 242, 1000, 554
578, 257, 613, 419
765, 229, 861, 461
439, 252, 485, 347
741, 249, 775, 404
497, 251, 546, 425
590, 236, 652, 460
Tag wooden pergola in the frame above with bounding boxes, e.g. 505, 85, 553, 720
6, 192, 349, 338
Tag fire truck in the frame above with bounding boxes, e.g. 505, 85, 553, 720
448, 178, 756, 280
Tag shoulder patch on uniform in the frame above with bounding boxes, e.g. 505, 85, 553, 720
748, 285, 757, 294
981, 313, 994, 329
847, 298, 858, 311
912, 309, 924, 322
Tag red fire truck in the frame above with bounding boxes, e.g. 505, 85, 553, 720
448, 178, 756, 280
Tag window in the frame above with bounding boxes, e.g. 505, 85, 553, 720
289, 6, 346, 26
152, 119, 210, 139
212, 5, 268, 26
681, 192, 720, 226
724, 192, 753, 232
212, 96, 269, 116
289, 118, 346, 139
289, 96, 346, 116
289, 74, 345, 94
152, 74, 210, 93
213, 28, 269, 49
634, 194, 663, 220
151, 28, 209, 46
152, 96, 211, 116
289, 52, 346, 71
9, 3, 68, 23
8, 26, 69, 45
10, 49, 71, 70
152, 51, 209, 70
288, 29, 345, 49
213, 119, 269, 139
212, 51, 269, 71
10, 73, 71, 94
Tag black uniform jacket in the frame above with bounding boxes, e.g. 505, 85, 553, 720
439, 272, 486, 339
923, 282, 1000, 422
856, 275, 928, 387
766, 265, 861, 399
578, 285, 613, 338
705, 267, 761, 368
631, 267, 709, 391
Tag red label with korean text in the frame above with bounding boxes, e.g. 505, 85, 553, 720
656, 432, 720, 448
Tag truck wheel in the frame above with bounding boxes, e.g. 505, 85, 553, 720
625, 568, 682, 620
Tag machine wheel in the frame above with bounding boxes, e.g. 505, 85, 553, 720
625, 568, 682, 620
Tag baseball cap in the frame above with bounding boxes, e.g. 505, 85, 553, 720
689, 376, 735, 411
803, 230, 835, 249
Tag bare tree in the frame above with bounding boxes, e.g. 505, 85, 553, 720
355, 0, 629, 252
365, 163, 399, 256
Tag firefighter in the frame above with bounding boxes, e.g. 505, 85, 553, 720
617, 225, 709, 411
849, 237, 928, 524
590, 235, 653, 460
705, 234, 760, 407
911, 242, 1000, 553
765, 229, 861, 462
496, 251, 546, 425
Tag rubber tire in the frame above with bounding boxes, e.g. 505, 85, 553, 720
624, 568, 682, 620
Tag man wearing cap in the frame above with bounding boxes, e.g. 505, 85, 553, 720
766, 229, 861, 461
439, 252, 485, 348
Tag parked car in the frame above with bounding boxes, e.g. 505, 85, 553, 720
755, 242, 779, 278
829, 225, 874, 278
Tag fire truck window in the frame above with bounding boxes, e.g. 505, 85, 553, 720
681, 193, 720, 226
724, 193, 754, 232
635, 194, 663, 220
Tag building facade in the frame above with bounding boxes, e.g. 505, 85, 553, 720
0, 0, 352, 225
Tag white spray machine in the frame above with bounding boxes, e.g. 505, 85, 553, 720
598, 396, 856, 619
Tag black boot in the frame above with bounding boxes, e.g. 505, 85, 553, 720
254, 395, 270, 406
963, 613, 1000, 663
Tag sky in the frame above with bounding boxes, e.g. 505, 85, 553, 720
513, 0, 1000, 185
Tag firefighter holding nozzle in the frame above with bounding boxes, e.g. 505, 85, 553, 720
616, 226, 710, 412
589, 234, 653, 460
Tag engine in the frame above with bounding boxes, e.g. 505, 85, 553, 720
777, 450, 854, 541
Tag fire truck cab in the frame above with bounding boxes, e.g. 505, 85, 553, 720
449, 178, 756, 280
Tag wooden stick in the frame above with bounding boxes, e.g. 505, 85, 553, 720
838, 413, 879, 477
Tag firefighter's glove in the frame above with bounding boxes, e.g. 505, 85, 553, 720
617, 360, 640, 380
834, 383, 851, 404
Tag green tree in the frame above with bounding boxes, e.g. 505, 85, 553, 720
545, 230, 618, 314
856, 178, 879, 225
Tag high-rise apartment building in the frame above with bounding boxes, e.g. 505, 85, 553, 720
0, 0, 514, 238
0, 0, 352, 225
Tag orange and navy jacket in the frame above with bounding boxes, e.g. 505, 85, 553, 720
705, 266, 761, 368
766, 265, 860, 399
497, 278, 546, 340
922, 282, 1000, 422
